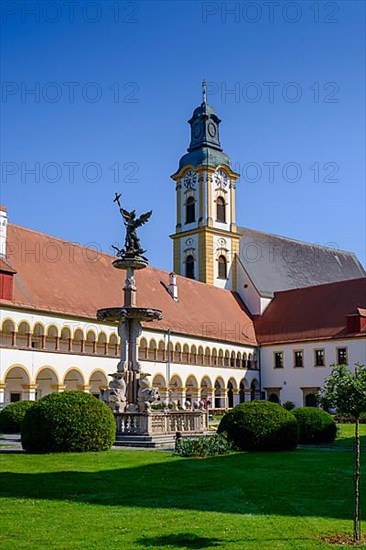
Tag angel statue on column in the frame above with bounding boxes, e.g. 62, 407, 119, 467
112, 193, 152, 259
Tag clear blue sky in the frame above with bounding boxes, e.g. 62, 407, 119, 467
1, 0, 365, 269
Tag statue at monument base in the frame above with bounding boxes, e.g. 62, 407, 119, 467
100, 365, 160, 414
100, 370, 127, 414
137, 373, 160, 412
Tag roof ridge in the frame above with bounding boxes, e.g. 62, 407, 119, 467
238, 225, 359, 257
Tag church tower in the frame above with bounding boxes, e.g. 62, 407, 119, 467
171, 82, 240, 290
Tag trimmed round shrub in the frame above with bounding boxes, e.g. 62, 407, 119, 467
292, 407, 337, 444
0, 401, 34, 433
217, 401, 298, 451
21, 391, 116, 453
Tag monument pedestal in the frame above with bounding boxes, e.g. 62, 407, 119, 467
113, 408, 208, 448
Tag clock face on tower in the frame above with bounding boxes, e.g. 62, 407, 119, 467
193, 121, 203, 139
183, 170, 198, 189
208, 122, 216, 138
213, 169, 229, 189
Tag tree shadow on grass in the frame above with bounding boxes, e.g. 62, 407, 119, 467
0, 450, 362, 520
136, 534, 320, 548
135, 533, 222, 548
331, 432, 366, 449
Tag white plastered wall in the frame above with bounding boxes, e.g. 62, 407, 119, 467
0, 307, 258, 405
261, 337, 366, 407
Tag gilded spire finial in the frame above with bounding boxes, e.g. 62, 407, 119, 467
202, 79, 207, 104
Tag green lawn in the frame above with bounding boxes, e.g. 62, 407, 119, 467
0, 426, 365, 550
332, 423, 366, 448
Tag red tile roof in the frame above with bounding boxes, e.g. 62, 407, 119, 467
1, 224, 256, 346
0, 258, 16, 274
255, 277, 366, 345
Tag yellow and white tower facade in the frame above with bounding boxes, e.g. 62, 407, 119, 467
171, 84, 240, 290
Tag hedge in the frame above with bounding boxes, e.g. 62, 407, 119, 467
292, 407, 337, 444
218, 401, 298, 451
21, 391, 116, 453
175, 433, 231, 457
0, 401, 34, 433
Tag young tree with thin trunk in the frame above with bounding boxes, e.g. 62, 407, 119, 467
319, 363, 366, 542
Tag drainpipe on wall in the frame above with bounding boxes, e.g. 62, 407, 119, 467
257, 347, 263, 400
165, 329, 171, 403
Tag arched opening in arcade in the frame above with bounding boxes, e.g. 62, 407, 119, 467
214, 377, 225, 408
152, 374, 167, 401
17, 321, 31, 348
185, 375, 198, 405
200, 376, 212, 407
64, 369, 85, 391
45, 325, 59, 351
89, 370, 108, 397
227, 378, 237, 408
250, 379, 260, 401
169, 375, 183, 404
239, 379, 246, 403
1, 319, 15, 347
4, 366, 30, 403
35, 367, 59, 398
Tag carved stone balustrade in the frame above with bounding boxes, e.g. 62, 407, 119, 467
114, 409, 208, 436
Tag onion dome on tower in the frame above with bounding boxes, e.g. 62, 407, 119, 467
176, 80, 232, 172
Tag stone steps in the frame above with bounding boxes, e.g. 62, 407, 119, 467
114, 431, 213, 448
114, 434, 176, 448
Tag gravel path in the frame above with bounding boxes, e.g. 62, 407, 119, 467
0, 434, 174, 453
0, 434, 360, 453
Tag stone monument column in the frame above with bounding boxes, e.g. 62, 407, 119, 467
97, 194, 162, 416
96, 193, 207, 445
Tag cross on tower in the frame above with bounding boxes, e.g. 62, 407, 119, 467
202, 79, 207, 104
113, 192, 122, 207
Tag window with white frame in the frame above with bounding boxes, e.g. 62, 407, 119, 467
218, 255, 227, 279
294, 350, 303, 368
337, 347, 348, 365
274, 351, 283, 368
314, 349, 325, 367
